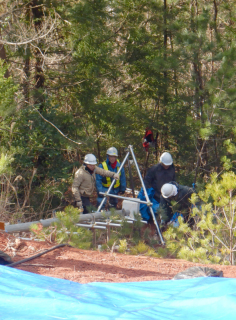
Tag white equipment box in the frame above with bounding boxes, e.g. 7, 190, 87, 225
122, 200, 140, 219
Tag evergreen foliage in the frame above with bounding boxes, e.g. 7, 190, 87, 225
0, 62, 17, 117
54, 206, 93, 249
29, 206, 160, 256
30, 206, 93, 249
162, 172, 236, 265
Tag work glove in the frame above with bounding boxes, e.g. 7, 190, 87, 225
76, 201, 84, 212
113, 173, 119, 180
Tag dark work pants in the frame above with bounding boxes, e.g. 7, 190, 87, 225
81, 196, 96, 214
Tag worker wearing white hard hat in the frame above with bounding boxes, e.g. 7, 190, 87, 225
160, 182, 195, 224
161, 183, 178, 198
106, 147, 119, 157
96, 147, 126, 209
160, 152, 173, 166
72, 153, 120, 213
144, 151, 176, 203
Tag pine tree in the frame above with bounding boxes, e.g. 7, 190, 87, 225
162, 171, 236, 265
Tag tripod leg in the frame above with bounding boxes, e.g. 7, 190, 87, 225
129, 145, 165, 245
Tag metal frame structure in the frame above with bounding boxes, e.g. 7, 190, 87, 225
96, 145, 165, 245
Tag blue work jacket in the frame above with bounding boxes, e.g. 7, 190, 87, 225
96, 158, 126, 195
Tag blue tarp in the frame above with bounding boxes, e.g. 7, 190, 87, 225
0, 265, 236, 319
138, 187, 159, 221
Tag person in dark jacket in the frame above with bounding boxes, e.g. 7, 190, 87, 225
96, 147, 126, 209
144, 152, 175, 203
159, 181, 195, 224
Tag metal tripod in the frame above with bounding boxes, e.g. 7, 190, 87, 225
96, 145, 165, 245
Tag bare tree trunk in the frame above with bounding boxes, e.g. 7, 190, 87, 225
191, 0, 206, 182
23, 45, 31, 103
31, 0, 45, 110
162, 0, 169, 150
143, 151, 150, 178
213, 0, 218, 34
97, 138, 101, 163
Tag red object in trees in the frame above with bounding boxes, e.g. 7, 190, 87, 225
143, 129, 154, 151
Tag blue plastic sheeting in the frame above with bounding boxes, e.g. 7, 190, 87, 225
1, 265, 236, 320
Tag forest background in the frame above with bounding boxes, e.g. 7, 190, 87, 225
1, 0, 236, 223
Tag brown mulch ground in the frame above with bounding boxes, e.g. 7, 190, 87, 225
1, 231, 236, 283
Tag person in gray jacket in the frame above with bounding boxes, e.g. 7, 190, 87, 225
72, 154, 119, 213
159, 182, 195, 224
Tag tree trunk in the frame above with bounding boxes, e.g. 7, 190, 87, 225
162, 0, 169, 150
31, 0, 45, 110
23, 45, 31, 103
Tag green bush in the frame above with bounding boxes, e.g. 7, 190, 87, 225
162, 172, 236, 265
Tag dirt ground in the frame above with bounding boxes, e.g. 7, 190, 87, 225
1, 231, 236, 283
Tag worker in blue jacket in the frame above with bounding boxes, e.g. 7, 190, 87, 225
96, 147, 126, 209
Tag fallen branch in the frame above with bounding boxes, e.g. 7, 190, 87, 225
20, 263, 55, 268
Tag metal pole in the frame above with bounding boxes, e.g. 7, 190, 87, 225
76, 224, 106, 229
4, 210, 129, 233
96, 151, 130, 212
115, 220, 134, 224
99, 192, 153, 205
95, 222, 121, 227
116, 219, 147, 224
128, 145, 165, 245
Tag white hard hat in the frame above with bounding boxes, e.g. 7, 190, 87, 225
106, 147, 118, 157
161, 183, 178, 198
160, 152, 173, 166
84, 154, 97, 165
